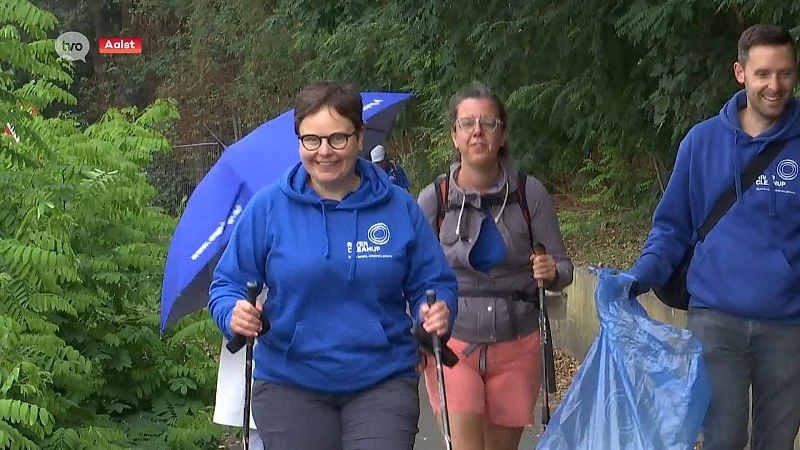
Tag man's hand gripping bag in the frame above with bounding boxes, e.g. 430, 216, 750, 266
536, 268, 711, 450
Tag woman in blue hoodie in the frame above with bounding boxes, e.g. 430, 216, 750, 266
208, 80, 459, 450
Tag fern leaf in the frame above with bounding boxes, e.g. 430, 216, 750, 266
27, 293, 77, 316
0, 419, 38, 450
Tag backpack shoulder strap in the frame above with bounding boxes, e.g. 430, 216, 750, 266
433, 173, 449, 237
698, 139, 788, 241
516, 174, 534, 246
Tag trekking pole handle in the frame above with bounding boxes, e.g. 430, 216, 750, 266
426, 289, 437, 308
425, 290, 442, 346
532, 242, 547, 288
413, 291, 459, 367
225, 282, 260, 354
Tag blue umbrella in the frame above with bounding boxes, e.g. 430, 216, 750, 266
160, 92, 414, 332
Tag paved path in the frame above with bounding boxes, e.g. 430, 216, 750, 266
414, 381, 544, 450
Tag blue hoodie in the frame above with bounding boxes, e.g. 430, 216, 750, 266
631, 90, 800, 323
208, 158, 458, 394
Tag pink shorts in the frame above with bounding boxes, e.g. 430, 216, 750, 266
423, 331, 542, 428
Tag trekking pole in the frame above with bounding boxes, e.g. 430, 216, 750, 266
426, 289, 453, 450
533, 243, 552, 429
223, 282, 260, 450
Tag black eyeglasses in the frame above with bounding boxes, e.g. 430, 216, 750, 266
455, 117, 503, 133
296, 129, 358, 151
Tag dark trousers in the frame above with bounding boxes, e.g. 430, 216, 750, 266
252, 376, 419, 450
687, 308, 800, 450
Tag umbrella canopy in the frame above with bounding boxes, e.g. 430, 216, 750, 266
160, 92, 413, 332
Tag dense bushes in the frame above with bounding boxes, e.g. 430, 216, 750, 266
1, 1, 223, 448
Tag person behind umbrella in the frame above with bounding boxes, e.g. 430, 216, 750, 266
207, 80, 459, 450
370, 144, 411, 190
417, 81, 573, 450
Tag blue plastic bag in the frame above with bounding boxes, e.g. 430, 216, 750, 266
536, 268, 711, 450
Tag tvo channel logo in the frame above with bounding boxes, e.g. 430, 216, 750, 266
55, 31, 90, 62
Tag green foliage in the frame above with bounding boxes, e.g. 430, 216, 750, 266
31, 0, 800, 268
280, 0, 800, 266
1, 1, 224, 448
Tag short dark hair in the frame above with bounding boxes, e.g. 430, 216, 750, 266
294, 81, 363, 134
738, 24, 797, 64
446, 81, 509, 160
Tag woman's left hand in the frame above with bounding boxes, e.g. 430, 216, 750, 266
420, 301, 451, 337
530, 253, 557, 285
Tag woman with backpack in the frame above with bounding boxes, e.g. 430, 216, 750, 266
417, 82, 574, 450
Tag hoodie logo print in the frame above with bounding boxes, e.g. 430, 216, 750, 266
367, 222, 390, 245
347, 223, 393, 260
777, 159, 798, 182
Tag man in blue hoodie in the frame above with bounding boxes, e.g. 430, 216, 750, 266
208, 81, 458, 450
628, 24, 800, 450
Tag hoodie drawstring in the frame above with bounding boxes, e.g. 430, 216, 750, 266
733, 132, 743, 201
454, 179, 510, 238
321, 204, 359, 280
767, 144, 777, 216
494, 180, 509, 223
758, 141, 778, 216
733, 134, 777, 216
320, 204, 330, 258
455, 194, 466, 237
349, 211, 358, 280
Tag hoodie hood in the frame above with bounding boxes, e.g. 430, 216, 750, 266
277, 157, 394, 280
720, 89, 800, 142
718, 90, 800, 211
279, 157, 393, 209
444, 157, 523, 240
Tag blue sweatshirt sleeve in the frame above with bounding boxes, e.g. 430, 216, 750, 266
208, 190, 271, 339
629, 132, 696, 294
403, 197, 459, 335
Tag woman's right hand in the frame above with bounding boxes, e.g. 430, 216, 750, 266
230, 299, 263, 337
